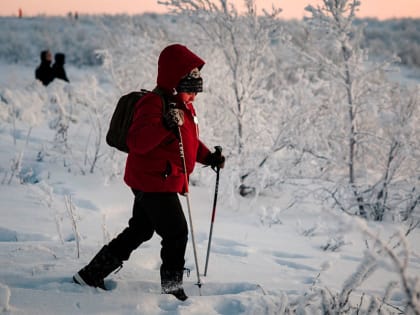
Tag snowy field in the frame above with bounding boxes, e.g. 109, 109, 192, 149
0, 61, 419, 314
0, 5, 420, 313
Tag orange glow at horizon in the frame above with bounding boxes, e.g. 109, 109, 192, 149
1, 0, 419, 20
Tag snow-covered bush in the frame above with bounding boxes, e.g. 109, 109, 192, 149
286, 220, 420, 314
0, 83, 47, 184
288, 0, 420, 222
362, 18, 420, 67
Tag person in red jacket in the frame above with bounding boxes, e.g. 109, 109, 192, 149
73, 44, 225, 301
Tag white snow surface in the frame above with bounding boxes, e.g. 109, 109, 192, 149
0, 61, 419, 315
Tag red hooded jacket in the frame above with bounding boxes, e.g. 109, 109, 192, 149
124, 44, 211, 193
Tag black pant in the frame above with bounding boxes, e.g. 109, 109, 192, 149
108, 190, 188, 271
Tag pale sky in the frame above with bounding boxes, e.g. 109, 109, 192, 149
1, 0, 419, 20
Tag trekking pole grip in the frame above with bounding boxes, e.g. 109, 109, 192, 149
214, 146, 222, 172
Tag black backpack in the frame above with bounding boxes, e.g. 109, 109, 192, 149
106, 88, 168, 153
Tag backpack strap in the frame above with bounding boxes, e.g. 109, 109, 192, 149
151, 86, 170, 115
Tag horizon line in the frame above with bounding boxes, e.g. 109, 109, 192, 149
1, 11, 419, 21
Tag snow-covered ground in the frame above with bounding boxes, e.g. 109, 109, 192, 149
0, 61, 419, 315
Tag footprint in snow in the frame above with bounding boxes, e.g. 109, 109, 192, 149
207, 237, 249, 257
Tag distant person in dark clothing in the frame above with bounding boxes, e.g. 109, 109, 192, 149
52, 53, 69, 83
35, 50, 54, 86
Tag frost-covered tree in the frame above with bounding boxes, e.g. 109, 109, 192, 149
296, 0, 420, 221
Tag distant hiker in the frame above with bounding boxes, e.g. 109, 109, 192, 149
35, 50, 54, 86
73, 44, 225, 301
52, 53, 69, 83
18, 8, 23, 18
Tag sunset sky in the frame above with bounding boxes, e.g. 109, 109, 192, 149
1, 0, 419, 20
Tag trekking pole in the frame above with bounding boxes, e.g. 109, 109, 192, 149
175, 125, 202, 295
204, 146, 222, 277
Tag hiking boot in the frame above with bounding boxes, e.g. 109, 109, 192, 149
73, 245, 122, 290
160, 267, 188, 301
163, 287, 188, 301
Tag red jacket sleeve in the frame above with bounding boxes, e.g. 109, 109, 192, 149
196, 140, 211, 165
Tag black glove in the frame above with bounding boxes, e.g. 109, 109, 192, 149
206, 146, 225, 169
163, 108, 184, 130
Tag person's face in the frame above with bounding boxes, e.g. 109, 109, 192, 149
177, 92, 197, 103
46, 51, 52, 62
